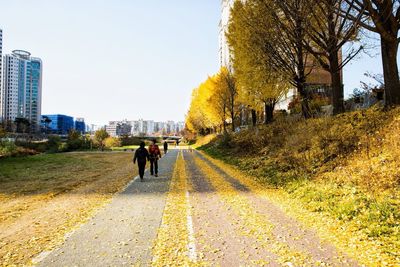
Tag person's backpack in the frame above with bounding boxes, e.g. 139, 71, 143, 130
149, 145, 160, 156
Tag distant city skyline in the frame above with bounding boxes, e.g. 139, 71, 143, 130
0, 1, 398, 126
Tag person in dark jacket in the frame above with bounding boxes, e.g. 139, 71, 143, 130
163, 141, 168, 154
148, 139, 161, 177
133, 141, 149, 181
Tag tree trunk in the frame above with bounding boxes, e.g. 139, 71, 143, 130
223, 120, 227, 134
239, 107, 243, 127
264, 101, 274, 124
329, 50, 344, 114
231, 110, 235, 132
381, 38, 400, 106
251, 109, 257, 127
297, 80, 311, 118
294, 12, 311, 119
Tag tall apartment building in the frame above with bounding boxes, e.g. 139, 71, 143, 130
2, 50, 43, 131
0, 29, 3, 121
219, 0, 235, 68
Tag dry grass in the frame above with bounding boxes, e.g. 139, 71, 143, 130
192, 134, 217, 149
0, 152, 137, 266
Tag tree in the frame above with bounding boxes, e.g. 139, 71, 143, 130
14, 117, 30, 133
41, 116, 52, 133
104, 137, 121, 149
67, 129, 83, 151
303, 0, 363, 114
94, 129, 109, 151
227, 0, 291, 123
342, 0, 400, 106
186, 75, 222, 134
255, 0, 314, 118
210, 73, 229, 133
220, 68, 239, 131
0, 125, 6, 139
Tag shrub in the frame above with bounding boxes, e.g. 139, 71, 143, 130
105, 137, 121, 149
0, 141, 38, 158
47, 135, 62, 153
0, 141, 17, 156
120, 135, 143, 146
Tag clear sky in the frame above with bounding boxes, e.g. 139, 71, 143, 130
0, 1, 392, 125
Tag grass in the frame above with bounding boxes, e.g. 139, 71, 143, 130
0, 152, 137, 266
198, 107, 400, 266
111, 145, 139, 151
191, 134, 216, 149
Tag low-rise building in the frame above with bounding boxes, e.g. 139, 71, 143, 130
42, 114, 74, 135
75, 118, 86, 134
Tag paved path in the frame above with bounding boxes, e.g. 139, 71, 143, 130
37, 150, 178, 266
36, 149, 358, 266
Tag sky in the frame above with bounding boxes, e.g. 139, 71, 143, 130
0, 0, 393, 125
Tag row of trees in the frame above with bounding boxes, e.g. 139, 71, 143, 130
186, 0, 400, 134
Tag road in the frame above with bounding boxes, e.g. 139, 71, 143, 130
36, 149, 358, 266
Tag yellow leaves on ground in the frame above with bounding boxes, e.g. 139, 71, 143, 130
193, 154, 313, 266
0, 152, 136, 266
201, 152, 400, 267
152, 152, 201, 267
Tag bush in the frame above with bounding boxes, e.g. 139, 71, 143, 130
0, 141, 17, 156
47, 135, 62, 153
105, 137, 121, 149
0, 141, 38, 158
120, 135, 143, 146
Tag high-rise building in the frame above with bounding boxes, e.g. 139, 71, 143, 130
2, 50, 42, 131
219, 0, 235, 68
0, 29, 3, 122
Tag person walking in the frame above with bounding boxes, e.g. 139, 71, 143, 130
163, 141, 168, 155
149, 139, 161, 177
133, 141, 149, 181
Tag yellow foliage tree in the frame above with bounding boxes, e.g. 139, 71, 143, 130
186, 68, 239, 134
227, 0, 290, 124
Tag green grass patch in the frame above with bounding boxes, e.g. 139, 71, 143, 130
111, 145, 139, 151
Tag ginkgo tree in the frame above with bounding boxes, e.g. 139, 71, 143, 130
186, 69, 239, 134
227, 0, 290, 123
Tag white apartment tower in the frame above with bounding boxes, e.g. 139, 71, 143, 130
0, 29, 3, 121
2, 50, 43, 131
219, 0, 235, 68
